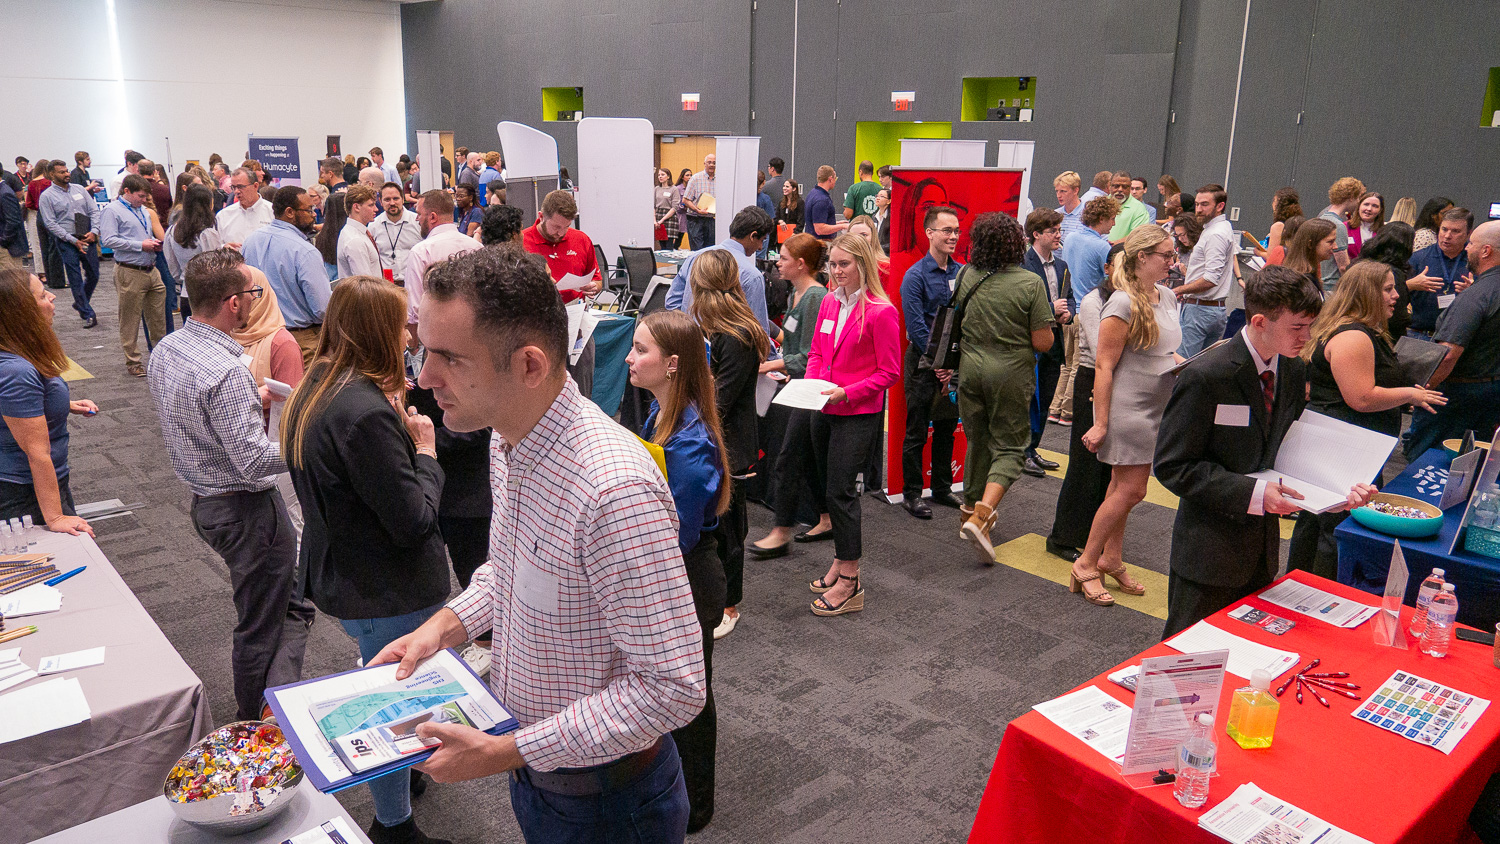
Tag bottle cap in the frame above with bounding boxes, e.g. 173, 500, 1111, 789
1196, 712, 1213, 727
1441, 583, 1455, 592
1433, 568, 1445, 577
1250, 669, 1271, 690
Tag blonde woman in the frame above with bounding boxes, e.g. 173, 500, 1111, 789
803, 233, 901, 616
1071, 226, 1182, 606
1387, 197, 1418, 227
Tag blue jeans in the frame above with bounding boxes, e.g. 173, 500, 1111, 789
56, 241, 99, 320
338, 603, 445, 827
510, 734, 689, 844
1404, 379, 1500, 460
1177, 303, 1226, 358
686, 216, 714, 251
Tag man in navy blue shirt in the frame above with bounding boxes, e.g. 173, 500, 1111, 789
805, 166, 848, 241
1407, 207, 1474, 339
898, 206, 963, 519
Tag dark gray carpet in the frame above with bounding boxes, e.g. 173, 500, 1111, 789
56, 262, 1226, 842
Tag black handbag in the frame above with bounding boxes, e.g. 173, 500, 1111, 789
923, 266, 996, 371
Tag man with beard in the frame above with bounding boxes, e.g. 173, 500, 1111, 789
148, 247, 315, 721
242, 186, 330, 364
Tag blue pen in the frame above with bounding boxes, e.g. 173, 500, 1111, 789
46, 566, 85, 586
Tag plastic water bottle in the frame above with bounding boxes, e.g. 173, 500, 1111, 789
20, 515, 35, 549
0, 523, 12, 555
1174, 712, 1215, 809
1420, 584, 1458, 658
1410, 568, 1448, 638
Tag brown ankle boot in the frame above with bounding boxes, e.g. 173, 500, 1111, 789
960, 502, 999, 565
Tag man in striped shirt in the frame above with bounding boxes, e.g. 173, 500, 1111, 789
373, 244, 705, 842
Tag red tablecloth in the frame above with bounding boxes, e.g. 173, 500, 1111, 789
969, 571, 1500, 843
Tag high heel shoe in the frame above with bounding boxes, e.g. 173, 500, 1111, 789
959, 501, 999, 566
1098, 561, 1146, 596
810, 570, 839, 593
1069, 562, 1115, 606
811, 575, 864, 616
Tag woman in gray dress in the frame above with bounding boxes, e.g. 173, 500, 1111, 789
1071, 225, 1182, 606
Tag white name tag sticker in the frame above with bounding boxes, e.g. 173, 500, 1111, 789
513, 559, 560, 615
820, 319, 835, 334
783, 315, 798, 333
1437, 294, 1456, 310
1214, 404, 1251, 427
239, 353, 254, 369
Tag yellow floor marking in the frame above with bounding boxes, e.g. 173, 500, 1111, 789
992, 532, 1169, 620
1035, 447, 1295, 540
61, 357, 93, 382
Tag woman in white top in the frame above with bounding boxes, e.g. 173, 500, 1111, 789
335, 185, 383, 280
163, 185, 224, 316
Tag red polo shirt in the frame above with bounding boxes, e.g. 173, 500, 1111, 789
521, 224, 600, 303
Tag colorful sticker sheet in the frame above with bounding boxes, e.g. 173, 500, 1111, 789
1352, 670, 1491, 754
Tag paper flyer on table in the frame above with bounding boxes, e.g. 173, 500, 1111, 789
1165, 621, 1299, 681
770, 378, 836, 411
1031, 685, 1132, 764
37, 646, 105, 675
1121, 650, 1228, 776
0, 676, 90, 744
280, 816, 362, 844
0, 583, 61, 617
1352, 670, 1490, 755
1256, 580, 1379, 628
1200, 782, 1373, 844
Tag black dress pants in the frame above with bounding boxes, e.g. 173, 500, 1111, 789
901, 346, 956, 499
771, 407, 827, 527
718, 478, 748, 608
672, 533, 725, 832
811, 410, 883, 561
1048, 366, 1110, 550
440, 514, 491, 589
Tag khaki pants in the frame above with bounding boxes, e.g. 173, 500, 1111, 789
0, 251, 21, 272
117, 264, 167, 366
1049, 319, 1079, 419
288, 325, 322, 367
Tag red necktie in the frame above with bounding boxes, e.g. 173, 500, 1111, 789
1260, 370, 1275, 416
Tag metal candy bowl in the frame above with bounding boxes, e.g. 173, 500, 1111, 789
163, 720, 305, 834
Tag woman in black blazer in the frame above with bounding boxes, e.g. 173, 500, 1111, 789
689, 249, 770, 640
279, 277, 448, 844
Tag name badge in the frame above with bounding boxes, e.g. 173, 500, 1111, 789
820, 319, 835, 334
783, 315, 799, 333
1214, 404, 1251, 427
1437, 294, 1456, 310
513, 558, 560, 615
239, 353, 254, 369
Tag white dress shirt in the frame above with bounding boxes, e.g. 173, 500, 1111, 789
336, 218, 383, 279
367, 209, 423, 281
404, 223, 480, 325
1242, 327, 1280, 516
215, 198, 275, 245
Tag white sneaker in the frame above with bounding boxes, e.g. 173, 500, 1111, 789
460, 642, 492, 678
712, 612, 739, 640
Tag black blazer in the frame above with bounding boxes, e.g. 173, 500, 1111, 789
710, 331, 759, 474
406, 384, 493, 520
290, 373, 450, 619
1154, 333, 1306, 589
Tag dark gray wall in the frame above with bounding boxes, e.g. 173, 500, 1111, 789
403, 0, 1499, 235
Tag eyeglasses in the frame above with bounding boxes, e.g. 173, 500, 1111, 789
1145, 248, 1177, 259
928, 227, 961, 237
223, 286, 264, 303
232, 183, 254, 191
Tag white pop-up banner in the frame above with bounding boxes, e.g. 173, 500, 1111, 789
576, 117, 655, 263
714, 136, 761, 246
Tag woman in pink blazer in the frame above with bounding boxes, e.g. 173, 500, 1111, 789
804, 233, 901, 616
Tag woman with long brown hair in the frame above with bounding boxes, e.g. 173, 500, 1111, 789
627, 308, 732, 833
689, 249, 770, 639
280, 277, 448, 843
1071, 226, 1181, 606
0, 269, 97, 533
1283, 216, 1338, 290
1288, 260, 1445, 577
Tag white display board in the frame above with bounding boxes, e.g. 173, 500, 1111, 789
995, 140, 1037, 218
576, 117, 656, 263
496, 121, 559, 180
714, 136, 761, 246
415, 130, 444, 194
899, 139, 987, 168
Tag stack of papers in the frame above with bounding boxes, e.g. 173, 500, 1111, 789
0, 676, 90, 743
1165, 621, 1299, 680
1257, 579, 1379, 628
1201, 782, 1372, 843
1247, 410, 1396, 513
0, 583, 62, 617
38, 646, 105, 675
0, 648, 37, 692
1031, 685, 1132, 764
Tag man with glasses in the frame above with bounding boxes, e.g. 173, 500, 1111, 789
898, 205, 964, 519
100, 174, 168, 376
216, 168, 275, 248
242, 187, 332, 365
148, 247, 315, 722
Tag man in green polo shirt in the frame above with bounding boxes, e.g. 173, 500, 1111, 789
844, 160, 882, 220
1107, 170, 1151, 242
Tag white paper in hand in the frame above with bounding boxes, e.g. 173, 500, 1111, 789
771, 379, 837, 411
557, 273, 595, 293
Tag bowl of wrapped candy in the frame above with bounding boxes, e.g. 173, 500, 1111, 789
164, 721, 304, 833
1350, 493, 1444, 538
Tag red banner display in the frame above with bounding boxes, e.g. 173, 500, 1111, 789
884, 168, 1024, 500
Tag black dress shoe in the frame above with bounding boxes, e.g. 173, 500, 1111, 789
747, 541, 789, 559
902, 496, 933, 519
82, 316, 98, 329
1021, 455, 1048, 477
1028, 451, 1060, 470
1045, 540, 1081, 563
410, 768, 428, 797
367, 816, 452, 844
930, 491, 962, 509
794, 527, 834, 543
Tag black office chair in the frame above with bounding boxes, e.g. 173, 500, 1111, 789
595, 244, 625, 292
638, 278, 670, 317
619, 245, 659, 309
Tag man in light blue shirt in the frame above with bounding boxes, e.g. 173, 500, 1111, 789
242, 186, 330, 364
666, 206, 774, 340
38, 161, 102, 327
100, 174, 168, 374
1060, 196, 1118, 311
370, 147, 400, 185
1054, 170, 1085, 246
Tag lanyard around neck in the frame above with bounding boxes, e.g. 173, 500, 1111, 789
118, 198, 149, 232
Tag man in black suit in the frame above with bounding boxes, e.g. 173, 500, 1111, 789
1021, 208, 1072, 478
1155, 266, 1375, 638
